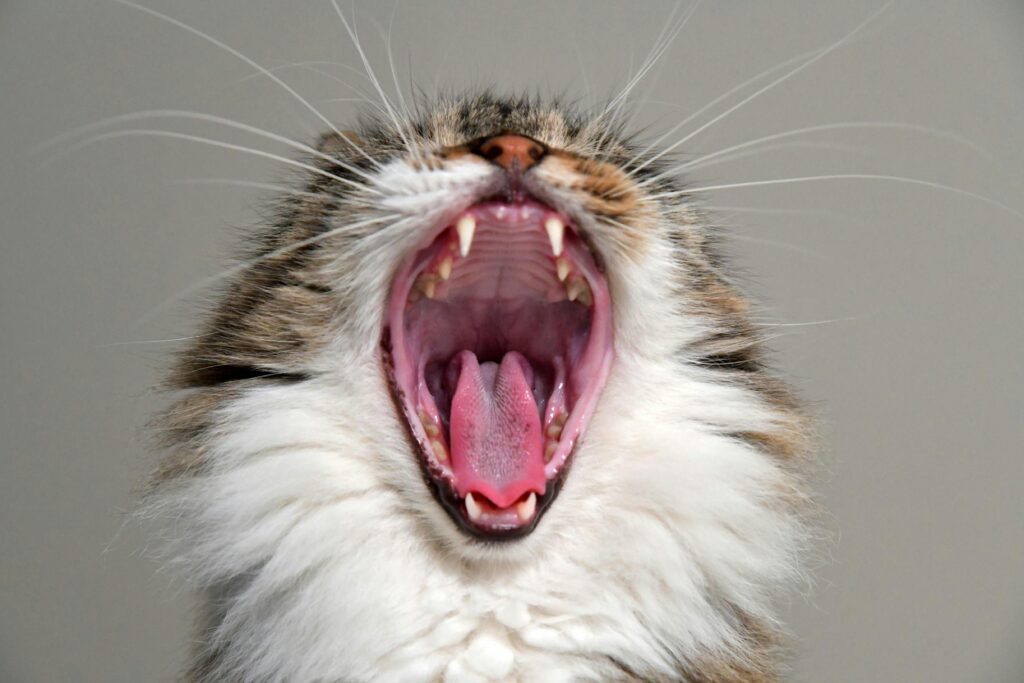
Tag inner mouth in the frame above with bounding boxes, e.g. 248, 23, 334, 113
384, 199, 613, 540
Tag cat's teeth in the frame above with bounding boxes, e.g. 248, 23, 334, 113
517, 493, 537, 522
566, 277, 592, 306
465, 492, 482, 522
544, 216, 564, 256
556, 257, 570, 282
456, 215, 476, 257
431, 439, 447, 462
422, 277, 437, 299
438, 256, 453, 281
544, 440, 557, 463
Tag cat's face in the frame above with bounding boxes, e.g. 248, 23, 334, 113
156, 94, 808, 680
168, 95, 720, 552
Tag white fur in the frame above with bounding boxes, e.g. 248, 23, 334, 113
146, 154, 808, 682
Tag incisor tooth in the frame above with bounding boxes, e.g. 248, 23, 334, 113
556, 257, 570, 282
456, 215, 476, 257
438, 256, 453, 281
431, 439, 447, 461
544, 216, 564, 256
465, 492, 482, 521
517, 493, 537, 522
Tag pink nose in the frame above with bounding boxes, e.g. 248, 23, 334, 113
478, 133, 546, 172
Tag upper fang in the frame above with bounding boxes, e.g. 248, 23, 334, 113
544, 216, 564, 256
456, 215, 476, 257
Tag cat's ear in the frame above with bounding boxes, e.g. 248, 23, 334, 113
316, 130, 365, 158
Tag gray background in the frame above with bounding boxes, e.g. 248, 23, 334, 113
1, 1, 1022, 681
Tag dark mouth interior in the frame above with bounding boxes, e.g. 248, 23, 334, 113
385, 199, 612, 539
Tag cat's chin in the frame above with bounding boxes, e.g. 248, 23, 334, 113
383, 197, 614, 541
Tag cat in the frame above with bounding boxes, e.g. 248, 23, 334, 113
145, 91, 812, 682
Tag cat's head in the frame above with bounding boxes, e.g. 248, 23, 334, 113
159, 93, 805, 566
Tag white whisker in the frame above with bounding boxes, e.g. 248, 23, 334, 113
673, 121, 1013, 178
55, 129, 384, 198
111, 1, 347, 150
36, 109, 387, 188
169, 178, 340, 202
330, 1, 423, 165
632, 1, 895, 181
682, 140, 873, 173
240, 61, 390, 120
654, 174, 1024, 221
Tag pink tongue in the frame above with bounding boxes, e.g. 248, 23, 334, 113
448, 350, 546, 508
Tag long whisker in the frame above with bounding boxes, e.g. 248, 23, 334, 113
682, 140, 872, 173
594, 1, 700, 157
36, 110, 387, 188
621, 47, 831, 170
56, 128, 383, 197
379, 4, 417, 144
100, 335, 208, 348
652, 174, 1024, 222
673, 121, 1013, 178
612, 0, 703, 136
110, 1, 365, 157
702, 204, 869, 227
631, 0, 895, 181
601, 1, 695, 119
133, 213, 401, 328
330, 1, 422, 166
239, 61, 390, 120
723, 233, 825, 258
169, 178, 345, 203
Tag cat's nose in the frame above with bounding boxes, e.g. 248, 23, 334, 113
478, 134, 546, 172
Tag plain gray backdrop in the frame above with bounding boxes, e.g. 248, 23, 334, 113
1, 1, 1022, 681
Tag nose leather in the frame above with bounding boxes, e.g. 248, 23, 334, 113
478, 134, 546, 172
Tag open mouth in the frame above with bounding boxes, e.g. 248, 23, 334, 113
384, 198, 613, 540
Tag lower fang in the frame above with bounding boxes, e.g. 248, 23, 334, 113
517, 493, 537, 522
465, 492, 482, 521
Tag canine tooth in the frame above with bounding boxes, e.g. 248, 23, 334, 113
544, 440, 558, 463
465, 492, 482, 521
422, 277, 437, 299
438, 256, 453, 281
517, 493, 537, 522
456, 215, 476, 257
431, 439, 447, 461
566, 277, 591, 305
556, 257, 570, 282
544, 216, 564, 256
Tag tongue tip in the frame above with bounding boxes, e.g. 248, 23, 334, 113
458, 478, 546, 510
449, 348, 546, 508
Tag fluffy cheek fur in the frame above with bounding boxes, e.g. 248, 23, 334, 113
146, 106, 811, 682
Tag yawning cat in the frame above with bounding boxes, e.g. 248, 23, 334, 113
147, 93, 812, 682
